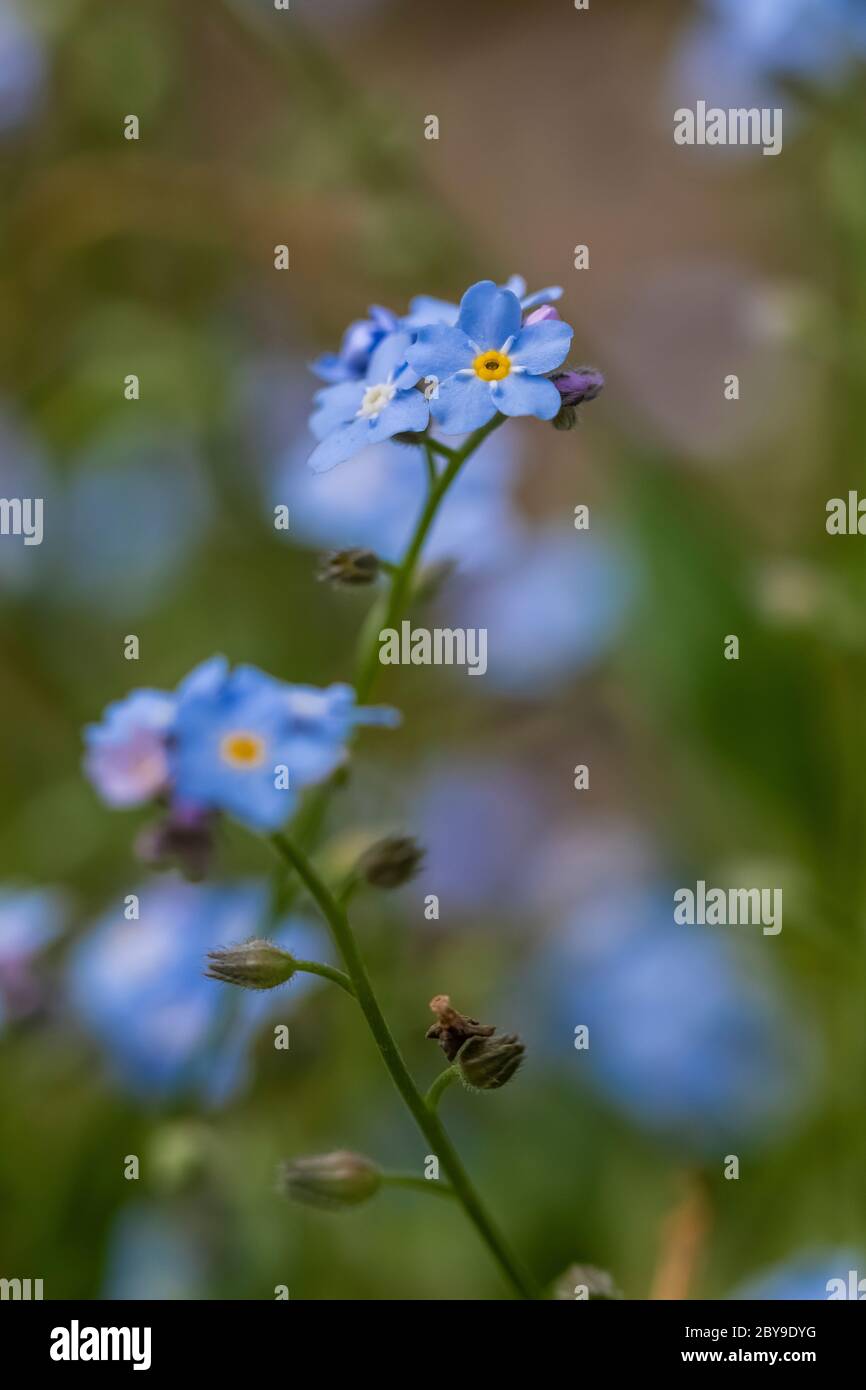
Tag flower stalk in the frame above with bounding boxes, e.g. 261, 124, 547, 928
270, 829, 541, 1301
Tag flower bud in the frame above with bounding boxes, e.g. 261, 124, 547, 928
357, 835, 424, 889
205, 938, 296, 990
524, 304, 561, 325
552, 366, 605, 408
280, 1151, 381, 1210
318, 547, 380, 587
426, 993, 494, 1061
457, 1031, 525, 1091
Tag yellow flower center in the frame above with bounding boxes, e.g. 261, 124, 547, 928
473, 349, 511, 381
220, 731, 266, 768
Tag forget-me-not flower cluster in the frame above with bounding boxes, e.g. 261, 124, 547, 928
307, 275, 589, 471
84, 655, 398, 834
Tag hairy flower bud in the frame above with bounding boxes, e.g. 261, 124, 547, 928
279, 1150, 381, 1210
524, 304, 561, 325
457, 1031, 525, 1091
357, 835, 424, 889
318, 547, 380, 587
205, 938, 296, 990
552, 366, 605, 408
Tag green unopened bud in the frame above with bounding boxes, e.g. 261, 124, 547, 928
205, 938, 296, 990
552, 404, 578, 431
457, 1031, 525, 1091
551, 1263, 623, 1301
318, 547, 380, 587
357, 835, 424, 889
280, 1151, 381, 1210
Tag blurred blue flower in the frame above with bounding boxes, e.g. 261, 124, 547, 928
0, 886, 65, 1029
68, 877, 327, 1103
0, 407, 54, 593
448, 525, 632, 695
407, 281, 572, 433
0, 0, 45, 133
308, 331, 427, 473
311, 304, 400, 383
102, 1202, 207, 1300
275, 426, 522, 573
84, 690, 176, 809
170, 657, 399, 831
731, 1251, 866, 1300
53, 428, 212, 617
671, 0, 866, 110
412, 761, 545, 918
535, 883, 809, 1154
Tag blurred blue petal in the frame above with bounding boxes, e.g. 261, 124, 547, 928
102, 1202, 207, 1300
534, 882, 811, 1154
68, 877, 329, 1104
449, 525, 632, 694
0, 885, 65, 1029
0, 1, 46, 133
731, 1250, 866, 1300
273, 426, 522, 573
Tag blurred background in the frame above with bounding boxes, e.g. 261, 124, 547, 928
1, 0, 865, 1300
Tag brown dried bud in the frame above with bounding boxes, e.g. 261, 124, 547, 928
426, 994, 495, 1063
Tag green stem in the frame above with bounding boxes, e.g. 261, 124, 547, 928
292, 959, 356, 997
381, 1173, 455, 1200
353, 414, 505, 704
270, 830, 540, 1301
425, 1065, 458, 1111
280, 415, 507, 887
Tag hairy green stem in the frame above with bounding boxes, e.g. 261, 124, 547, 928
425, 1065, 458, 1111
292, 959, 356, 997
270, 830, 540, 1300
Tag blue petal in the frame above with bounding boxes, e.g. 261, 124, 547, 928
509, 321, 573, 374
308, 390, 428, 472
176, 656, 229, 702
520, 285, 564, 309
457, 280, 522, 350
491, 373, 562, 420
406, 324, 474, 381
309, 382, 366, 441
404, 295, 459, 328
430, 376, 498, 434
366, 330, 418, 386
503, 274, 527, 299
310, 352, 354, 384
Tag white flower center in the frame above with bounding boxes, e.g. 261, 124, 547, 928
357, 382, 397, 419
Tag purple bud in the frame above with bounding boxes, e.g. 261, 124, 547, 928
552, 367, 605, 407
524, 304, 561, 325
